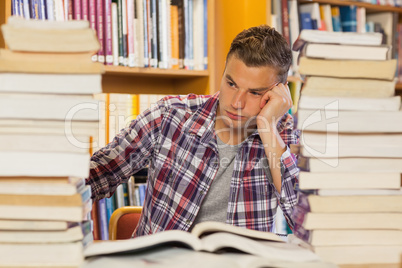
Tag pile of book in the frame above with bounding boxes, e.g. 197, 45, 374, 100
0, 17, 103, 267
293, 30, 402, 265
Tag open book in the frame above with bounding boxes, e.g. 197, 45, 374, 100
84, 221, 321, 263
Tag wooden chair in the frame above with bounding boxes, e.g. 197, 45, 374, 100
108, 206, 142, 240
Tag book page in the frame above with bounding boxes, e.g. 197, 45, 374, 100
199, 232, 321, 262
190, 221, 283, 242
84, 230, 202, 257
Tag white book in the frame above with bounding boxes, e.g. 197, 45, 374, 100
0, 198, 92, 222
299, 171, 401, 190
0, 219, 70, 231
0, 93, 100, 121
298, 95, 400, 111
297, 108, 402, 133
0, 133, 91, 154
135, 0, 145, 67
0, 73, 102, 94
0, 151, 90, 178
193, 0, 204, 70
0, 177, 85, 196
0, 242, 83, 267
300, 132, 402, 158
298, 156, 402, 173
0, 119, 99, 137
0, 223, 86, 243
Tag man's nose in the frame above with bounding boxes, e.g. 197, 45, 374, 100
231, 90, 246, 109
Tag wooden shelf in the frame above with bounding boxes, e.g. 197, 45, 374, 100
104, 65, 209, 78
395, 82, 402, 90
299, 0, 402, 13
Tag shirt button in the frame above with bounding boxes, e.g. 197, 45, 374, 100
280, 197, 286, 204
201, 190, 206, 195
186, 219, 192, 225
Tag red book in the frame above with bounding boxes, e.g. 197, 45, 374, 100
91, 201, 100, 240
96, 0, 105, 63
104, 0, 113, 65
81, 0, 89, 20
281, 0, 290, 44
73, 0, 82, 20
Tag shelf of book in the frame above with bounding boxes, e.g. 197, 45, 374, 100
299, 0, 402, 13
396, 83, 402, 90
0, 0, 216, 96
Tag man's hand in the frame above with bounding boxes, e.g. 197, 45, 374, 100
256, 82, 292, 130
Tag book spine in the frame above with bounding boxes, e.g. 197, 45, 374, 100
22, 0, 30, 19
339, 5, 357, 32
183, 0, 189, 69
31, 0, 39, 19
331, 6, 342, 32
114, 184, 125, 208
170, 2, 179, 69
145, 0, 151, 67
73, 0, 82, 20
105, 197, 114, 228
96, 0, 105, 63
122, 183, 129, 206
150, 0, 158, 68
104, 0, 113, 65
38, 0, 46, 19
97, 198, 109, 240
281, 0, 290, 44
188, 0, 193, 70
67, 0, 74, 20
46, 0, 55, 20
111, 1, 120, 65
178, 0, 184, 68
138, 184, 146, 206
203, 0, 207, 70
117, 0, 124, 65
91, 201, 100, 240
89, 0, 97, 61
133, 0, 141, 67
11, 0, 17, 16
136, 0, 145, 67
158, 0, 168, 69
82, 0, 89, 20
54, 0, 65, 21
127, 0, 136, 67
122, 0, 129, 66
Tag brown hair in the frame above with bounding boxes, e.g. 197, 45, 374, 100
226, 25, 292, 83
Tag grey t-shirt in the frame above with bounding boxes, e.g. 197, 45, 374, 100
190, 135, 242, 228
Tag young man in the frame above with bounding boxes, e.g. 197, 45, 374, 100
87, 25, 299, 237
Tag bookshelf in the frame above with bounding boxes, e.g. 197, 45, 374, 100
0, 0, 216, 96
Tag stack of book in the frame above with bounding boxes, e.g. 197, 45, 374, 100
292, 30, 402, 265
0, 16, 103, 267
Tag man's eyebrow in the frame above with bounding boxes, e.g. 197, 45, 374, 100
225, 74, 237, 86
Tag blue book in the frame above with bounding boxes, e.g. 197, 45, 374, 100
30, 0, 39, 19
38, 0, 46, 20
203, 0, 208, 70
138, 184, 147, 206
300, 12, 313, 30
339, 6, 357, 32
97, 198, 109, 240
105, 197, 114, 228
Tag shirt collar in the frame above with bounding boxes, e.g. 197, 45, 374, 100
183, 92, 220, 145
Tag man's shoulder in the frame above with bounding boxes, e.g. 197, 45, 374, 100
159, 93, 214, 114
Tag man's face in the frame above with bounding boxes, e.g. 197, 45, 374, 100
216, 56, 279, 134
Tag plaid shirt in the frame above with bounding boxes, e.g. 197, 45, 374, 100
88, 92, 300, 237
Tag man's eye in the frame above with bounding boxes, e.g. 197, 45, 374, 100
250, 91, 262, 96
227, 81, 235, 87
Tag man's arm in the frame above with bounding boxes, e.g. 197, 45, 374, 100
86, 101, 165, 201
